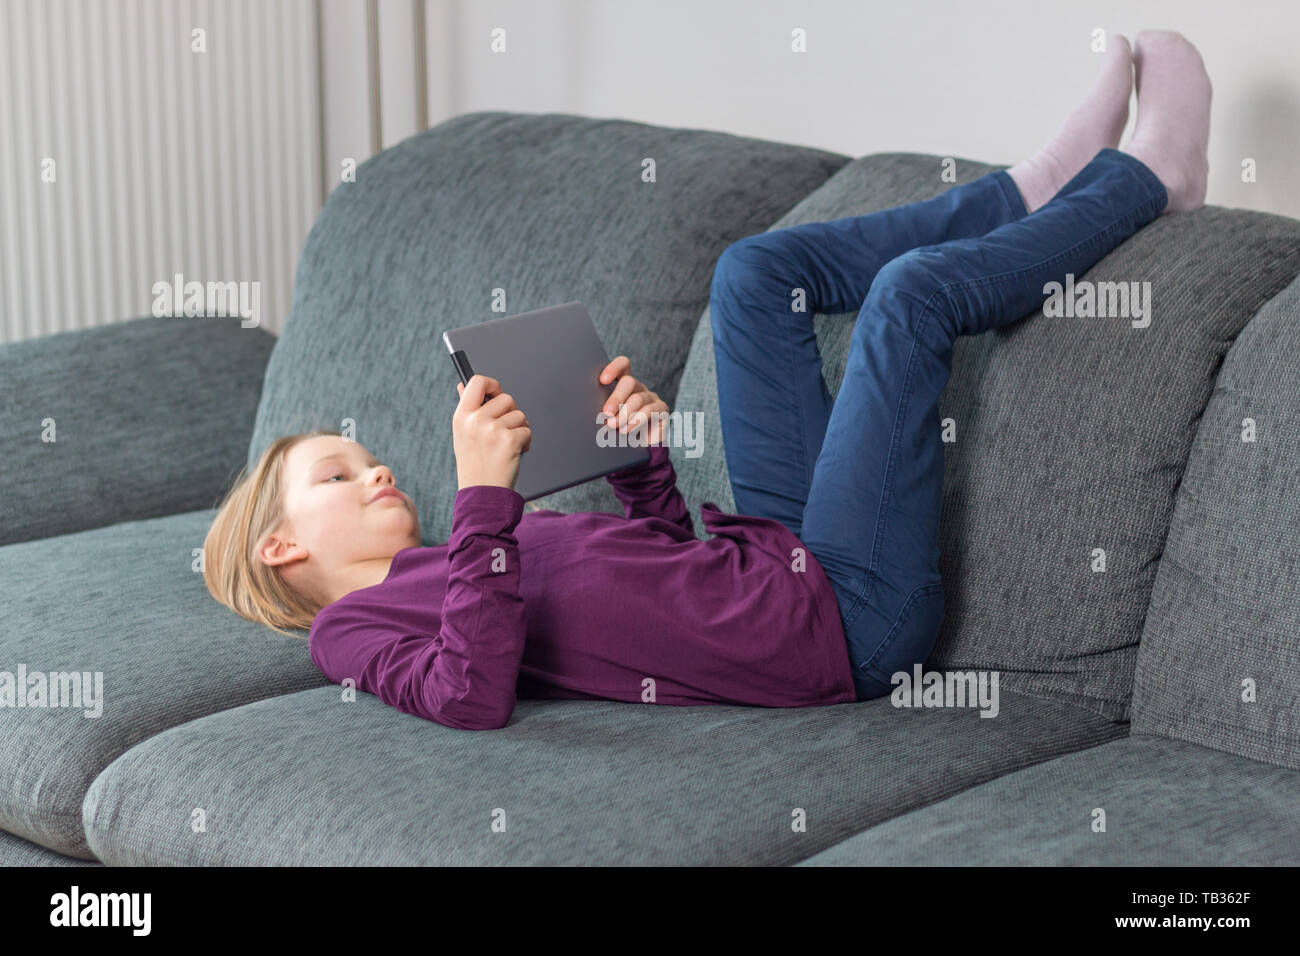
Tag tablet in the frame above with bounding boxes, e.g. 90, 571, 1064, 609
442, 301, 651, 501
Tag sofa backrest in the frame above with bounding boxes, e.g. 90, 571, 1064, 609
248, 111, 848, 542
1131, 272, 1300, 769
671, 152, 1300, 720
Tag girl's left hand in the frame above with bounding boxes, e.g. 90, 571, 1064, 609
598, 355, 670, 445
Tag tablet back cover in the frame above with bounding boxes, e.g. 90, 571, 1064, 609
443, 301, 652, 501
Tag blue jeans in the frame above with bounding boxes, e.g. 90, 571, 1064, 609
708, 148, 1167, 701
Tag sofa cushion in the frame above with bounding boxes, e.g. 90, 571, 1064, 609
82, 686, 1121, 865
247, 110, 849, 541
1132, 273, 1300, 769
671, 152, 1300, 720
0, 512, 327, 857
796, 735, 1300, 865
0, 828, 100, 867
0, 315, 273, 547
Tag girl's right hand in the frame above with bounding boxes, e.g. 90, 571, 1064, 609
453, 375, 532, 491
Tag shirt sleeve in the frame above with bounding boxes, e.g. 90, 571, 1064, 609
309, 484, 527, 731
604, 441, 695, 535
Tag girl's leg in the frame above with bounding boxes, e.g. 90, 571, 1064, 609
709, 35, 1136, 539
799, 148, 1167, 701
709, 169, 1028, 539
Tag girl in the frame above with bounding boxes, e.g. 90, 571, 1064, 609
204, 30, 1210, 729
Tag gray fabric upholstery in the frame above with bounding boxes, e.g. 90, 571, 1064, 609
247, 110, 849, 542
82, 686, 1121, 866
797, 735, 1300, 865
1132, 273, 1300, 769
0, 828, 101, 867
672, 153, 1300, 721
0, 315, 274, 547
0, 511, 328, 858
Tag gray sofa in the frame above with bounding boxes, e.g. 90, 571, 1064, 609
2, 110, 1297, 867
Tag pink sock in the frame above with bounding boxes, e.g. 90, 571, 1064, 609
1121, 31, 1212, 214
1008, 35, 1133, 213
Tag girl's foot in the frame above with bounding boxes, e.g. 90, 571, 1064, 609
1007, 34, 1133, 213
1121, 30, 1212, 214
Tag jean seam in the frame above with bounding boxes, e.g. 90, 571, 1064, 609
779, 302, 812, 507
762, 246, 829, 516
991, 169, 1029, 221
927, 191, 1165, 309
716, 243, 819, 527
838, 282, 934, 630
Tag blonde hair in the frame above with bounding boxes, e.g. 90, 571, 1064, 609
203, 428, 341, 638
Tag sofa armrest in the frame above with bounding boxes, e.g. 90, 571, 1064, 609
0, 315, 274, 546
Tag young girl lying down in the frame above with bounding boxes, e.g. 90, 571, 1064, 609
203, 29, 1209, 730
203, 361, 861, 730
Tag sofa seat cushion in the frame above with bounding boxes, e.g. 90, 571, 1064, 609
247, 110, 850, 540
671, 152, 1300, 721
0, 828, 101, 867
797, 735, 1300, 865
83, 685, 1121, 865
0, 512, 328, 858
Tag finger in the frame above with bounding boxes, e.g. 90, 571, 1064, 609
455, 378, 479, 414
478, 390, 520, 420
618, 391, 650, 432
599, 355, 630, 385
460, 374, 499, 409
499, 408, 528, 429
628, 395, 667, 436
603, 375, 643, 420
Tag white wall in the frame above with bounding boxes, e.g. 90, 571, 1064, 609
3, 0, 1296, 345
407, 0, 1300, 219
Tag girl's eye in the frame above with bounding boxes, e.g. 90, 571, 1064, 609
326, 473, 345, 482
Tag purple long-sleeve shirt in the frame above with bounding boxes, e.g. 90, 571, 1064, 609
309, 443, 858, 729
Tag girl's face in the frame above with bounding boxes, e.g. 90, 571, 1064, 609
258, 435, 421, 606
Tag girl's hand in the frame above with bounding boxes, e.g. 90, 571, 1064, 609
454, 375, 532, 491
598, 355, 670, 446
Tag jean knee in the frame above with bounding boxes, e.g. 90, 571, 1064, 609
859, 582, 946, 694
875, 246, 951, 292
711, 235, 798, 308
863, 249, 960, 343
